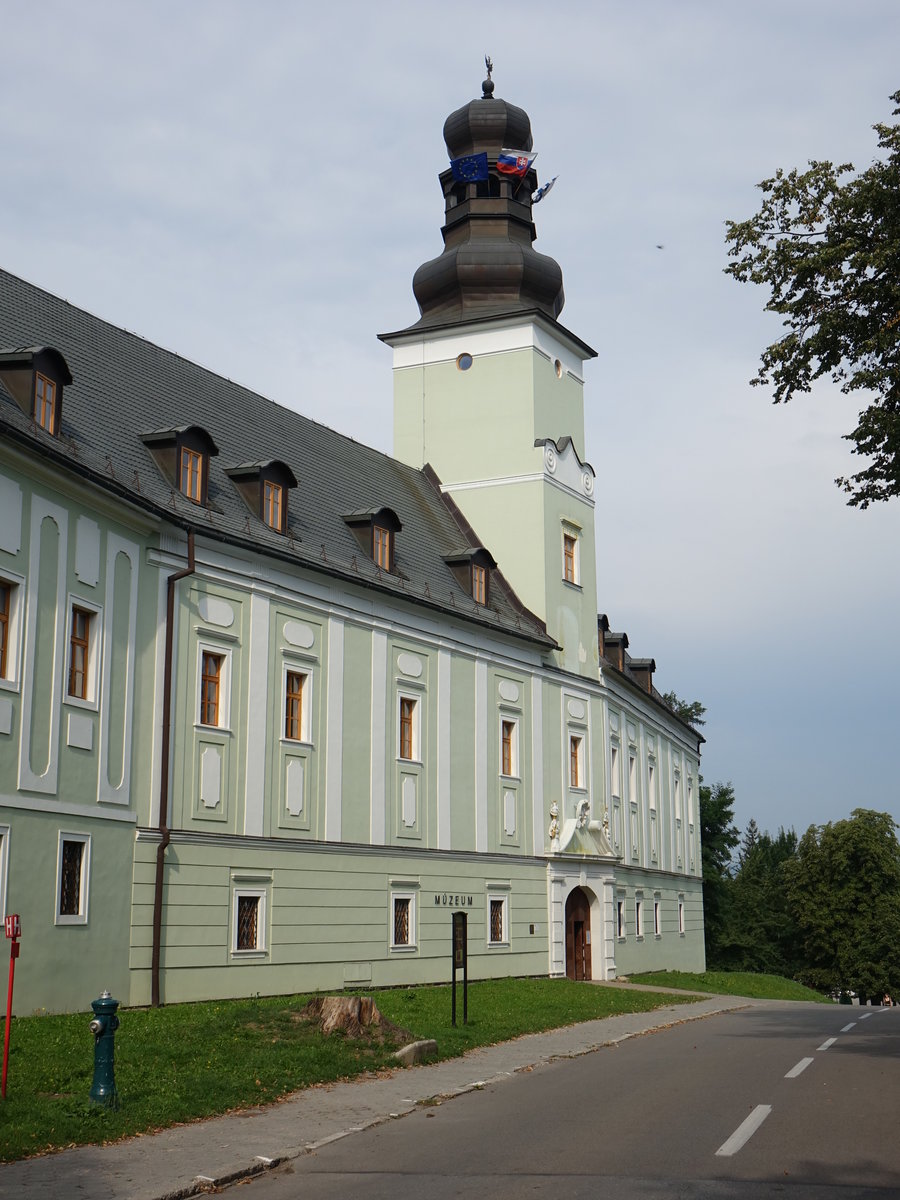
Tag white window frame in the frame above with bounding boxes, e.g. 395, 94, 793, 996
673, 769, 682, 821
487, 892, 510, 947
499, 715, 519, 779
389, 889, 417, 950
635, 894, 644, 939
196, 641, 233, 731
561, 523, 581, 586
678, 894, 686, 935
616, 895, 626, 940
281, 663, 311, 744
609, 740, 620, 800
55, 831, 91, 925
0, 571, 25, 691
397, 692, 421, 764
64, 595, 103, 710
654, 894, 662, 938
569, 732, 585, 791
231, 886, 267, 955
0, 824, 9, 918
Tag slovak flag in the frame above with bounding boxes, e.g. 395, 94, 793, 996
497, 148, 537, 176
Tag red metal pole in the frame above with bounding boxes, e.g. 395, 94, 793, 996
2, 940, 18, 1099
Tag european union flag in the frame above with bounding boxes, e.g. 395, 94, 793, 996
450, 152, 489, 182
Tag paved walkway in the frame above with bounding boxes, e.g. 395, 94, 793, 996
0, 990, 765, 1200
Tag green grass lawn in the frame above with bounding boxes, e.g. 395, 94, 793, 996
628, 969, 830, 1002
0, 978, 694, 1163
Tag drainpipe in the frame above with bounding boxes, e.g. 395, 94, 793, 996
150, 530, 195, 1008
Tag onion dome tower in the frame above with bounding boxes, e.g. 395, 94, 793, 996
410, 67, 565, 327
382, 68, 600, 680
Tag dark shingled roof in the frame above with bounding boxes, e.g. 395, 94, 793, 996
0, 267, 553, 649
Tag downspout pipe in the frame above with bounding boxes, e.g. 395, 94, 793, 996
150, 530, 195, 1008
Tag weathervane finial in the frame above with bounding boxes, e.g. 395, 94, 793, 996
482, 54, 494, 98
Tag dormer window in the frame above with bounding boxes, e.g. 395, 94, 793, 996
263, 480, 282, 531
0, 346, 71, 437
444, 546, 497, 606
343, 507, 403, 572
180, 446, 204, 502
141, 425, 219, 506
472, 563, 487, 605
226, 460, 297, 535
374, 524, 392, 570
35, 373, 57, 433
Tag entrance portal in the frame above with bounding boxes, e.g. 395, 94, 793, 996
565, 887, 592, 981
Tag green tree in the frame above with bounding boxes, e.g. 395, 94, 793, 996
722, 824, 800, 977
661, 691, 706, 728
724, 89, 900, 507
699, 781, 739, 966
783, 808, 900, 998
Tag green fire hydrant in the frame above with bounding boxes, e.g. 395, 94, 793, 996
88, 990, 120, 1109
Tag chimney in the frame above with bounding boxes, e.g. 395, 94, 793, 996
603, 631, 629, 673
629, 657, 656, 694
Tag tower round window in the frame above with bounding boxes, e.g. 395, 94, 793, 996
456, 353, 474, 371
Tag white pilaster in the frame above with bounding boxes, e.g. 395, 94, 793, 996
242, 591, 270, 836
324, 616, 344, 841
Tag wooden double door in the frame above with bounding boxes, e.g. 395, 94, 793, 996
565, 887, 592, 981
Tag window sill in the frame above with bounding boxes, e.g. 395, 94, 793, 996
397, 757, 423, 767
0, 677, 21, 694
561, 579, 583, 591
230, 949, 267, 959
389, 944, 418, 953
195, 723, 233, 735
499, 773, 520, 783
55, 914, 88, 926
64, 695, 99, 714
487, 941, 510, 950
281, 737, 314, 749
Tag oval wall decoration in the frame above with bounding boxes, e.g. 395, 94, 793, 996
397, 653, 423, 678
197, 595, 235, 628
498, 680, 520, 704
567, 698, 586, 720
283, 621, 315, 649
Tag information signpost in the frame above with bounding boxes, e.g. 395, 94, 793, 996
451, 910, 468, 1026
3, 914, 21, 1099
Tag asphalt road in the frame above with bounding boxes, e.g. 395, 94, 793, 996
233, 1003, 900, 1199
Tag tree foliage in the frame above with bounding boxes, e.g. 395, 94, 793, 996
783, 808, 900, 998
720, 824, 800, 977
699, 781, 739, 964
661, 691, 706, 728
725, 89, 900, 507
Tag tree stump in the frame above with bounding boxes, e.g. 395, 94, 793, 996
301, 995, 384, 1037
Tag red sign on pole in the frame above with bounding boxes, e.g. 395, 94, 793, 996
3, 914, 20, 1099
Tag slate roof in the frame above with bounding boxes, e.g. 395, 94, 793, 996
0, 267, 553, 649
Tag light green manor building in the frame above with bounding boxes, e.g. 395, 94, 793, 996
0, 77, 704, 1015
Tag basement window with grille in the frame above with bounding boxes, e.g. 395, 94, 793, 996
56, 833, 91, 925
389, 889, 417, 951
232, 887, 267, 955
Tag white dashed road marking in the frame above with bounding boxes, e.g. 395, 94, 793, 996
841, 1023, 856, 1032
715, 1105, 772, 1158
817, 1037, 837, 1051
785, 1057, 814, 1078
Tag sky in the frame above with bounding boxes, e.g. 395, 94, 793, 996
2, 0, 898, 840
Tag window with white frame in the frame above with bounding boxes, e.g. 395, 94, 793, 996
654, 896, 662, 937
569, 733, 584, 789
66, 599, 101, 706
500, 717, 518, 778
610, 741, 620, 799
562, 526, 580, 585
630, 803, 639, 861
487, 894, 509, 946
678, 895, 685, 935
390, 891, 416, 948
197, 644, 231, 729
0, 825, 8, 917
283, 667, 310, 742
0, 573, 24, 689
232, 887, 266, 953
56, 833, 90, 924
674, 770, 682, 821
616, 896, 626, 939
628, 752, 636, 805
398, 694, 420, 762
635, 894, 644, 938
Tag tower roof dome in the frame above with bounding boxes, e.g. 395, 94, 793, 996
399, 66, 565, 331
443, 72, 533, 159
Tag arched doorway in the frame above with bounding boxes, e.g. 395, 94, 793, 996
565, 887, 592, 981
